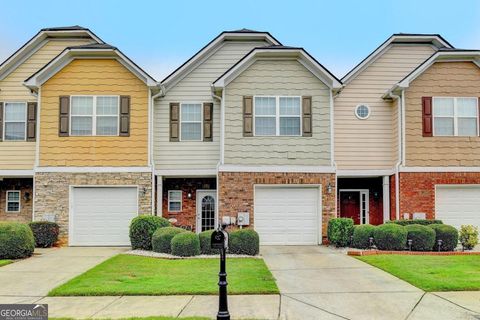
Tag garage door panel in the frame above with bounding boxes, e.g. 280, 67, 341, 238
71, 187, 138, 246
254, 187, 320, 245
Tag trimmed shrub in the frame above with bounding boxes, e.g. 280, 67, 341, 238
29, 221, 59, 248
152, 227, 186, 253
388, 219, 443, 226
459, 225, 478, 251
373, 223, 407, 251
327, 218, 354, 247
0, 222, 35, 259
228, 229, 259, 256
171, 232, 200, 257
429, 224, 459, 251
199, 230, 220, 255
352, 224, 376, 249
405, 224, 435, 251
129, 215, 171, 250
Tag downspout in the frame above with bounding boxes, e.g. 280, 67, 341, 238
330, 89, 338, 217
151, 85, 165, 215
211, 85, 223, 228
388, 90, 402, 221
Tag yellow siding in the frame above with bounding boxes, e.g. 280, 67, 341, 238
405, 62, 480, 166
0, 38, 95, 170
39, 59, 149, 167
335, 44, 436, 170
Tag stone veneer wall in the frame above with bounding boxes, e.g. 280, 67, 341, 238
218, 172, 336, 241
34, 172, 152, 243
0, 178, 33, 223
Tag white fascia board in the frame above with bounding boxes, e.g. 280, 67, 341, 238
0, 170, 34, 177
336, 169, 395, 177
35, 167, 152, 173
155, 169, 217, 177
400, 166, 480, 173
218, 164, 336, 173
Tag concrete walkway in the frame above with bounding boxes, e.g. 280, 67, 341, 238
262, 245, 480, 320
1, 246, 479, 319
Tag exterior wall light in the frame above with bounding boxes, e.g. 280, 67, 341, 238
187, 192, 192, 199
327, 183, 332, 194
23, 192, 31, 201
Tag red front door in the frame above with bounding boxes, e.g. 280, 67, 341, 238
340, 191, 361, 224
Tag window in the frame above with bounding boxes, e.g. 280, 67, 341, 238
6, 191, 20, 212
168, 190, 182, 212
355, 104, 370, 120
433, 97, 478, 136
4, 102, 27, 141
70, 96, 119, 136
180, 103, 202, 141
254, 96, 301, 136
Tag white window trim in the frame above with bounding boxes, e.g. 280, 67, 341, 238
179, 102, 203, 142
69, 95, 120, 137
168, 190, 182, 212
355, 104, 371, 120
432, 97, 479, 137
253, 96, 302, 137
3, 101, 27, 141
6, 190, 21, 213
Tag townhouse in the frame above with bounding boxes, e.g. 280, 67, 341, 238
0, 26, 479, 246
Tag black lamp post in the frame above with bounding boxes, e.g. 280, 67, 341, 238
211, 224, 230, 320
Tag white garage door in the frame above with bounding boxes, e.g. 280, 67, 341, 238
435, 185, 480, 232
254, 186, 320, 245
71, 187, 138, 246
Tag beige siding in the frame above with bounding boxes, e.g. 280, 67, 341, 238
224, 59, 331, 166
335, 44, 436, 170
154, 41, 268, 171
405, 61, 480, 166
0, 38, 95, 170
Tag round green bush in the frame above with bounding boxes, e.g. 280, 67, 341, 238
171, 232, 200, 257
152, 227, 186, 253
199, 230, 220, 255
29, 221, 59, 248
352, 224, 376, 249
405, 224, 435, 251
129, 215, 171, 250
0, 222, 35, 259
327, 218, 354, 247
228, 229, 259, 256
388, 219, 443, 226
429, 224, 459, 251
373, 223, 407, 251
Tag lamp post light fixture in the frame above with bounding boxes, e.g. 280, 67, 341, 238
407, 239, 413, 251
368, 236, 374, 249
437, 239, 443, 252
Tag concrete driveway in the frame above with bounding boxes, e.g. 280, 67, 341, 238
0, 247, 126, 303
262, 246, 480, 320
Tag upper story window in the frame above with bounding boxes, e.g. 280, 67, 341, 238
4, 102, 27, 141
254, 96, 301, 136
355, 104, 370, 120
433, 97, 478, 136
70, 96, 119, 136
6, 190, 20, 212
180, 103, 202, 141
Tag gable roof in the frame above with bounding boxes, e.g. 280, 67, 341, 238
341, 34, 453, 85
212, 46, 342, 90
384, 49, 480, 97
0, 26, 103, 81
161, 30, 281, 91
24, 43, 158, 90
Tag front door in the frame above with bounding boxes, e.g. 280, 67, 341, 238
196, 190, 216, 233
340, 191, 361, 224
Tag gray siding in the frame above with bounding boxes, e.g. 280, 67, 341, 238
154, 41, 268, 171
224, 59, 331, 166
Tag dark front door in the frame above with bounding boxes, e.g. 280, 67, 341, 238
340, 191, 361, 224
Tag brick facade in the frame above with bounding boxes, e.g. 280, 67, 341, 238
218, 172, 336, 241
161, 177, 216, 232
399, 172, 480, 219
0, 178, 33, 223
34, 172, 152, 244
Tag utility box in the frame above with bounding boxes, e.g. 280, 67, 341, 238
237, 212, 250, 226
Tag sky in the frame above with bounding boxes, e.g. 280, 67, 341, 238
1, 0, 479, 81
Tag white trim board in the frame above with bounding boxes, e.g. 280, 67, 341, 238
337, 169, 395, 177
35, 166, 152, 173
400, 167, 480, 173
155, 169, 217, 177
218, 165, 336, 173
0, 170, 34, 177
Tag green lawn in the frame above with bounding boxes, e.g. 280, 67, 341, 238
357, 255, 480, 291
49, 254, 278, 296
0, 260, 13, 267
